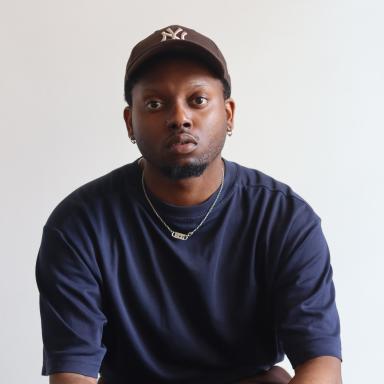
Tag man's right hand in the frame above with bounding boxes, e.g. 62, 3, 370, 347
50, 373, 98, 384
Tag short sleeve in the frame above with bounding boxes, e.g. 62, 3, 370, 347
273, 216, 342, 368
36, 225, 107, 377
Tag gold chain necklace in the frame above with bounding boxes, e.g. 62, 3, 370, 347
141, 167, 225, 240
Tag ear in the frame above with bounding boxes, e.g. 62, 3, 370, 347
123, 106, 134, 139
224, 97, 235, 132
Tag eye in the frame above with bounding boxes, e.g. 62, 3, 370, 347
145, 100, 162, 110
192, 96, 208, 106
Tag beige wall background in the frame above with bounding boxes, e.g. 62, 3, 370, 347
1, 0, 383, 383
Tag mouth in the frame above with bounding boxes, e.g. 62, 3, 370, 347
166, 133, 198, 147
166, 133, 198, 154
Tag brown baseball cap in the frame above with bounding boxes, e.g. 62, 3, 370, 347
124, 25, 231, 93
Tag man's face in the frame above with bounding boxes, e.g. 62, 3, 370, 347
124, 57, 235, 179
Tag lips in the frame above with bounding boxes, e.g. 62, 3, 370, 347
166, 133, 198, 148
166, 133, 198, 155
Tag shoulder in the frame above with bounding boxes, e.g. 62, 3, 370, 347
228, 160, 302, 198
223, 160, 322, 249
226, 160, 317, 216
45, 161, 139, 230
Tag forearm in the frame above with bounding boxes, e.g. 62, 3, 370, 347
50, 373, 98, 384
289, 356, 342, 384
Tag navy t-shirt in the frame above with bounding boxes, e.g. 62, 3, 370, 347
36, 159, 341, 384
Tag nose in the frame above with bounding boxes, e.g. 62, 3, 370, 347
166, 101, 192, 130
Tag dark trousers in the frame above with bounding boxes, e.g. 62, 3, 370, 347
98, 366, 292, 384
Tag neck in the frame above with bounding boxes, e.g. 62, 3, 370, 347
140, 157, 224, 206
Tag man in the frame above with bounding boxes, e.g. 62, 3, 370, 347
36, 25, 342, 384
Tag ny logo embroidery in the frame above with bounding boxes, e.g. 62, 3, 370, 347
161, 27, 188, 42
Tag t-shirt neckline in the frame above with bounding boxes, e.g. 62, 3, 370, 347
132, 157, 237, 220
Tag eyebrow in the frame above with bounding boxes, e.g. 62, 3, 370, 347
139, 84, 211, 99
187, 81, 210, 87
140, 81, 210, 93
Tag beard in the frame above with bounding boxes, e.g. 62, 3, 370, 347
137, 132, 227, 180
159, 161, 209, 180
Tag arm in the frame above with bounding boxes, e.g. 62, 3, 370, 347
273, 216, 342, 369
290, 356, 342, 384
36, 225, 106, 379
50, 373, 97, 384
271, 207, 342, 381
